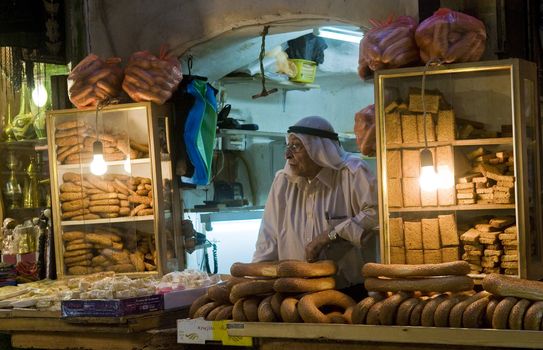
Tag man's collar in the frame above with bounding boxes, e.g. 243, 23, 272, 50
286, 167, 334, 189
315, 167, 334, 189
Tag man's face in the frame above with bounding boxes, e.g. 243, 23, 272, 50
285, 134, 322, 178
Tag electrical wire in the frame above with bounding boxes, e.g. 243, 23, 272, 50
421, 58, 443, 150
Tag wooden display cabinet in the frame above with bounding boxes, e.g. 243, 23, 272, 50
375, 59, 542, 280
46, 102, 183, 277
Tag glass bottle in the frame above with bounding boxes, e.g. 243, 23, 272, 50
4, 172, 22, 209
23, 155, 39, 208
4, 149, 22, 209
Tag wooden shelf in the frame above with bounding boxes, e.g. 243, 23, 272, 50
58, 158, 150, 170
386, 137, 513, 149
0, 139, 48, 151
389, 204, 516, 212
453, 137, 513, 146
61, 215, 154, 226
221, 76, 320, 91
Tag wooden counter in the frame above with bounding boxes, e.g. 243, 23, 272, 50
227, 322, 543, 350
0, 308, 185, 350
3, 309, 543, 350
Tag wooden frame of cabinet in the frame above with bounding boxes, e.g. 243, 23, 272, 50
46, 102, 183, 278
374, 59, 543, 280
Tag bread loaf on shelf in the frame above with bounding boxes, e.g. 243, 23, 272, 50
390, 246, 406, 264
416, 114, 436, 142
388, 217, 405, 247
385, 111, 403, 144
387, 150, 402, 178
402, 178, 421, 207
401, 114, 418, 143
421, 218, 440, 250
404, 221, 423, 250
402, 149, 421, 178
387, 178, 404, 207
406, 249, 424, 264
436, 109, 455, 141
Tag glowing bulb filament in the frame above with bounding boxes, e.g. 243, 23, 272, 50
90, 154, 107, 175
419, 165, 439, 192
90, 141, 107, 175
32, 84, 48, 107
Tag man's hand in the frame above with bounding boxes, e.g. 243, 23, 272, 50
305, 232, 330, 262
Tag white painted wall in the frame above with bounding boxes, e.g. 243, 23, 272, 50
223, 74, 374, 134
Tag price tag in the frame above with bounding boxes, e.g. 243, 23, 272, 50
215, 320, 253, 346
177, 318, 211, 344
177, 319, 252, 346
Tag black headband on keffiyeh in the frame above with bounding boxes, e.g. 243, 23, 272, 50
287, 126, 339, 141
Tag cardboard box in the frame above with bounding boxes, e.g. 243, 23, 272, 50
61, 294, 163, 318
163, 286, 209, 310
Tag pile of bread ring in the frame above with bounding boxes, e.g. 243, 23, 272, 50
190, 260, 543, 329
355, 261, 543, 330
189, 260, 356, 324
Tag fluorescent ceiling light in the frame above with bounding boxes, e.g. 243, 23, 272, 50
317, 26, 364, 43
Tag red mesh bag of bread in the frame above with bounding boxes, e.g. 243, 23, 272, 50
122, 46, 183, 105
415, 8, 486, 63
354, 104, 376, 157
67, 54, 123, 108
358, 15, 419, 79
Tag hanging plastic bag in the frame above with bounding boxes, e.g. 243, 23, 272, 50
415, 8, 487, 63
354, 104, 376, 157
122, 46, 183, 105
358, 15, 419, 79
67, 54, 123, 108
181, 79, 218, 185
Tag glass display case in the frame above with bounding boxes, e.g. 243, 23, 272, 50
375, 59, 542, 280
46, 102, 183, 277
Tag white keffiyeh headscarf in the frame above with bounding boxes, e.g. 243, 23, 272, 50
284, 116, 361, 175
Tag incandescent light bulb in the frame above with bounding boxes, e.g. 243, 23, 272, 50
419, 165, 439, 192
90, 141, 108, 175
32, 84, 48, 107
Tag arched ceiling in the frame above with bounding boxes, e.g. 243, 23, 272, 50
86, 0, 418, 79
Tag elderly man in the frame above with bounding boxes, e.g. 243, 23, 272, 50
252, 116, 378, 297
